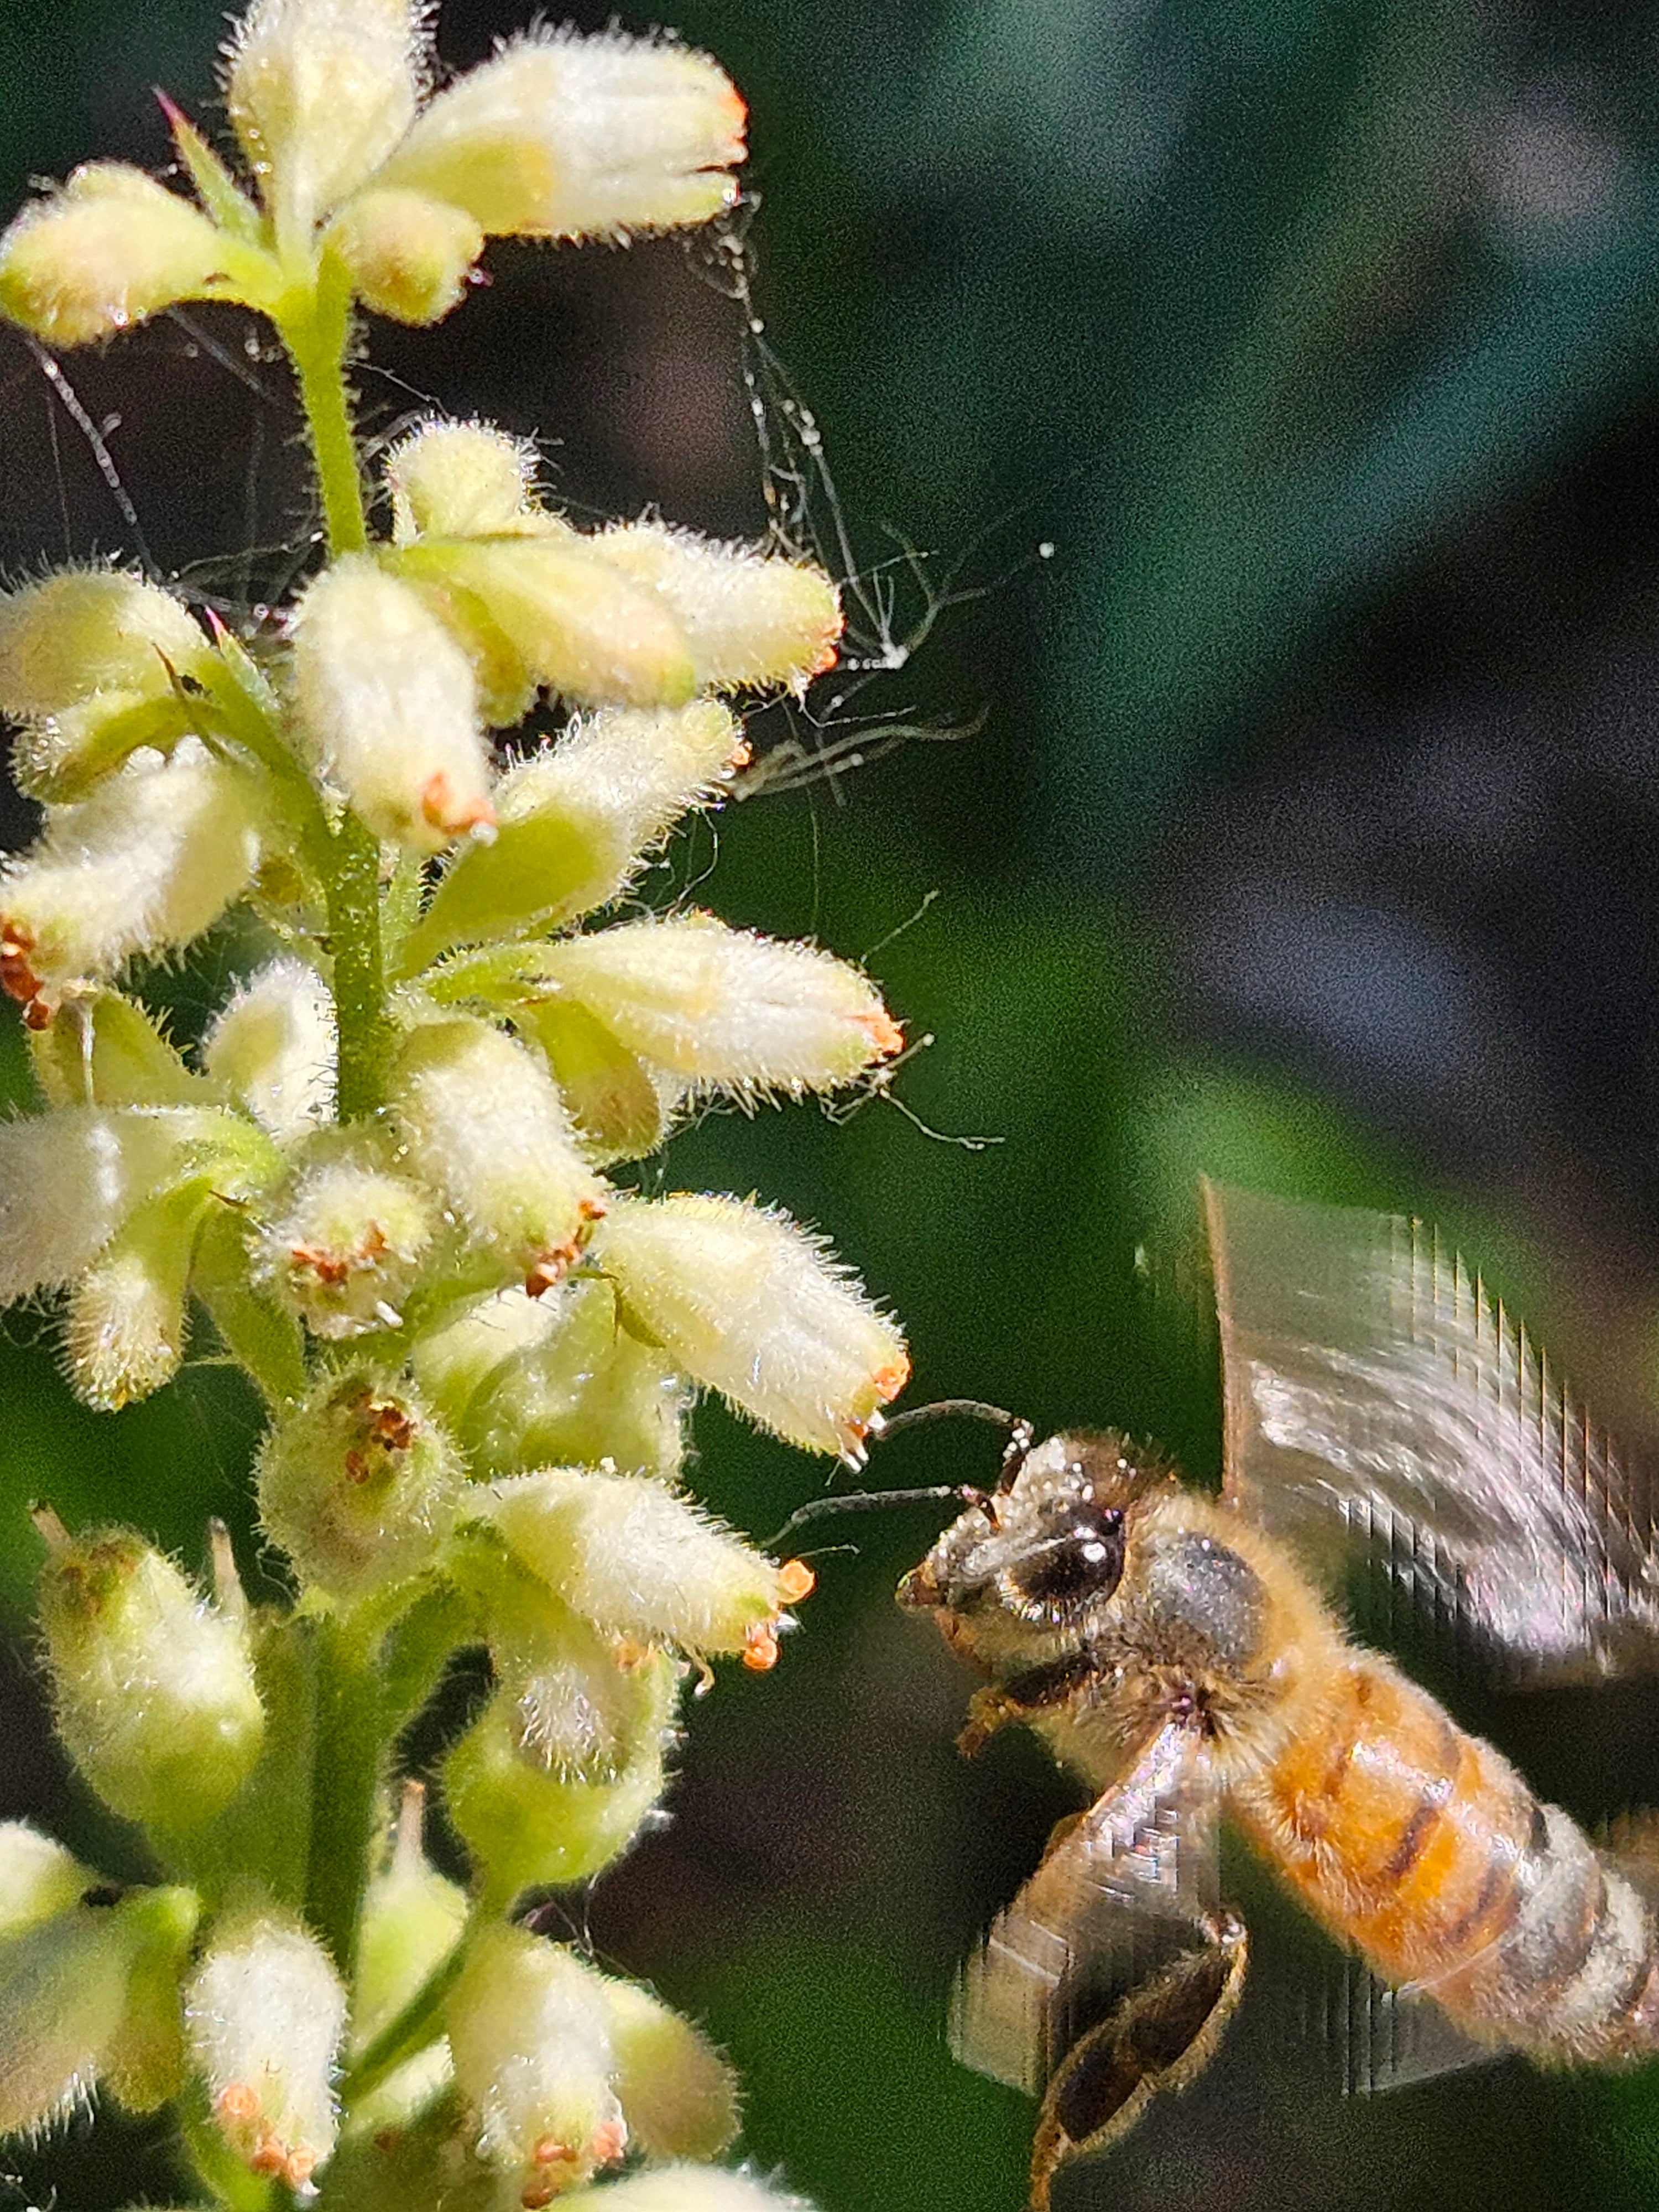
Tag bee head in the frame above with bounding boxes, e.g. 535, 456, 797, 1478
897, 1430, 1168, 1672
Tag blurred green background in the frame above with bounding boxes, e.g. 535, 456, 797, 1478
8, 0, 1659, 2205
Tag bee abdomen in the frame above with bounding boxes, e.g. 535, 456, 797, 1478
1238, 1653, 1659, 2063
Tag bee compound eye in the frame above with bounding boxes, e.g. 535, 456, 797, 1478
1006, 1502, 1126, 1615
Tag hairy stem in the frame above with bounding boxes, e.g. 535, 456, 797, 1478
283, 254, 368, 559
305, 1615, 386, 1981
326, 809, 392, 1119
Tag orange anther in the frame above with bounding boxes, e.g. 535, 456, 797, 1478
776, 1558, 816, 1603
291, 1241, 352, 1285
286, 2147, 317, 2188
216, 2081, 260, 2122
343, 1448, 369, 1484
531, 2136, 578, 2166
521, 2180, 557, 2209
743, 1624, 780, 1672
590, 2117, 628, 2165
250, 2137, 287, 2177
873, 1356, 911, 1403
420, 771, 495, 837
858, 1009, 905, 1058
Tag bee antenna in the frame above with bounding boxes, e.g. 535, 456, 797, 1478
875, 1397, 1020, 1439
760, 1485, 987, 1554
872, 1396, 1036, 1489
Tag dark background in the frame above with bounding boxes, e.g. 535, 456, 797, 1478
7, 0, 1659, 2205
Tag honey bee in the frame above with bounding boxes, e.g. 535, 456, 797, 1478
898, 1182, 1659, 2210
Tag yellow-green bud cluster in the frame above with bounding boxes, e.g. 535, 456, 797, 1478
0, 2, 900, 2205
1, 3, 747, 346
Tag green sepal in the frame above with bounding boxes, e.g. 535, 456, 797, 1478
162, 97, 265, 245
30, 990, 217, 1109
514, 998, 666, 1163
193, 1200, 311, 1410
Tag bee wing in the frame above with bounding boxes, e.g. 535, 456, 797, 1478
1292, 1952, 1498, 2094
1206, 1180, 1659, 1682
952, 1718, 1223, 2095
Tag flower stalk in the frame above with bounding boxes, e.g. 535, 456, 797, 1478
0, 3, 906, 2206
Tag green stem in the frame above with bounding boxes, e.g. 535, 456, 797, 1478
327, 810, 391, 1119
281, 253, 368, 559
305, 1616, 387, 1981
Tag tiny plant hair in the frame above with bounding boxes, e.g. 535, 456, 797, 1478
0, 8, 909, 2209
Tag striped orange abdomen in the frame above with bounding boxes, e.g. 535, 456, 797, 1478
1231, 1652, 1659, 2063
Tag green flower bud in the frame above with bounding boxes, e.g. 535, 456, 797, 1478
256, 1370, 466, 1606
0, 1882, 198, 2133
443, 1639, 674, 1903
377, 28, 745, 243
327, 185, 484, 324
254, 1140, 436, 1338
63, 1178, 210, 1410
201, 956, 337, 1140
186, 1904, 347, 2191
594, 522, 842, 693
0, 1822, 92, 1936
412, 1278, 686, 1481
597, 1977, 738, 2162
293, 559, 495, 853
590, 1194, 910, 1459
226, 0, 425, 243
390, 534, 696, 709
387, 419, 539, 541
531, 912, 902, 1100
0, 165, 265, 345
0, 568, 208, 719
0, 736, 268, 1003
399, 700, 745, 969
484, 1469, 791, 1662
36, 1523, 265, 1829
445, 1924, 625, 2205
392, 1017, 607, 1291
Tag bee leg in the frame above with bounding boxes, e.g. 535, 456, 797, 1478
957, 1685, 1026, 1757
1027, 1912, 1246, 2212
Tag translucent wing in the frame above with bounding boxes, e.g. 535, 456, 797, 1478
1206, 1180, 1659, 1682
953, 1718, 1223, 2095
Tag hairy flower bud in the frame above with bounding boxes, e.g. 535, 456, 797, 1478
0, 1823, 92, 1936
186, 1906, 347, 2190
0, 1883, 198, 2134
446, 1924, 625, 2203
379, 28, 745, 243
202, 956, 337, 1139
0, 568, 208, 719
396, 533, 696, 710
591, 1195, 909, 1457
64, 1180, 210, 1410
596, 524, 842, 692
387, 419, 539, 541
0, 1104, 239, 1306
226, 0, 425, 242
12, 689, 196, 804
254, 1141, 434, 1338
37, 1523, 265, 1828
392, 1017, 607, 1288
413, 1278, 686, 1480
485, 1470, 794, 1662
326, 185, 484, 323
0, 737, 267, 1005
293, 559, 494, 852
0, 165, 258, 347
256, 1370, 465, 1605
403, 701, 745, 967
534, 914, 902, 1098
444, 1641, 674, 1903
597, 1977, 738, 2162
